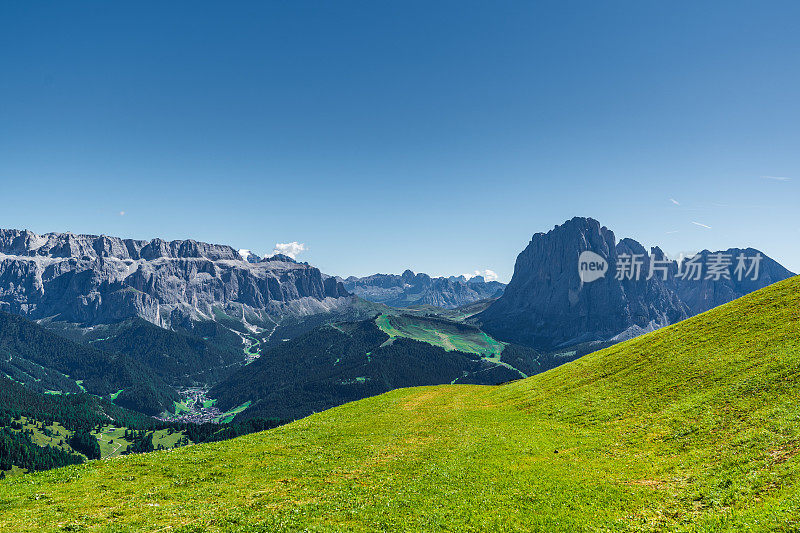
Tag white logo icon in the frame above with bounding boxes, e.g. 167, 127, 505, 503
578, 251, 608, 283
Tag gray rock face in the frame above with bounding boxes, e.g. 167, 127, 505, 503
0, 229, 350, 327
477, 217, 794, 351
342, 270, 505, 309
668, 247, 793, 315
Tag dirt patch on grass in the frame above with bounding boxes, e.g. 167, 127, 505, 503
626, 479, 665, 488
434, 331, 456, 351
400, 390, 440, 411
622, 477, 689, 491
767, 441, 799, 465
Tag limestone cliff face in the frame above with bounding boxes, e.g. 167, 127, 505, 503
477, 217, 793, 351
0, 229, 350, 326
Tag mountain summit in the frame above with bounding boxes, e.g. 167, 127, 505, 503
477, 217, 794, 350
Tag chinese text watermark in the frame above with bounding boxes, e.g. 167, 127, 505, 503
578, 251, 763, 283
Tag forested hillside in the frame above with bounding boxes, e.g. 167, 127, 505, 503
78, 318, 244, 386
211, 318, 543, 420
0, 375, 287, 476
0, 312, 177, 415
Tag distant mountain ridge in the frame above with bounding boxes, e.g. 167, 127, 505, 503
477, 217, 795, 351
341, 270, 505, 309
0, 228, 381, 420
0, 228, 350, 328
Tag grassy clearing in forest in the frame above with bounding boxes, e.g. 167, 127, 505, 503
376, 314, 505, 357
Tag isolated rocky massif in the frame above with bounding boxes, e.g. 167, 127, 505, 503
341, 270, 505, 309
0, 229, 350, 328
477, 217, 794, 351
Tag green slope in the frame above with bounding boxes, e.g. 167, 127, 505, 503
1, 277, 798, 532
376, 313, 506, 357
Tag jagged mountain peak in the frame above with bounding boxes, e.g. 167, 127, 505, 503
263, 253, 298, 263
477, 217, 794, 350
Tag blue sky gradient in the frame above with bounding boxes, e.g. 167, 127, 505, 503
2, 2, 799, 281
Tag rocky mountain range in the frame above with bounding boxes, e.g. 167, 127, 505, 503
341, 270, 505, 309
0, 229, 351, 329
476, 217, 795, 351
0, 222, 793, 360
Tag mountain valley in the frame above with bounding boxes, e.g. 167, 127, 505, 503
0, 219, 797, 531
2, 273, 797, 530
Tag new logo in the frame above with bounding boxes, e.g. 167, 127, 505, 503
578, 251, 608, 283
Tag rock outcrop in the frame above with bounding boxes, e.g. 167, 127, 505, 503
477, 217, 794, 351
0, 229, 350, 327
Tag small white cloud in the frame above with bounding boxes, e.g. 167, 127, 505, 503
119, 211, 126, 216
272, 242, 306, 259
482, 269, 499, 282
665, 230, 680, 234
669, 198, 680, 205
761, 175, 792, 181
691, 221, 712, 229
462, 269, 499, 282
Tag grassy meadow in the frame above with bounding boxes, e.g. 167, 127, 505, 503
0, 277, 798, 531
376, 314, 506, 357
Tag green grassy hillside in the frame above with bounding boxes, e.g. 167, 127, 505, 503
6, 417, 189, 464
376, 313, 506, 357
1, 277, 798, 532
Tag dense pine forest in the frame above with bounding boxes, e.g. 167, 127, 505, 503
211, 320, 531, 420
0, 311, 177, 415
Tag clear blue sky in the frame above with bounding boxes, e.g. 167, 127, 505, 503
2, 2, 799, 281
